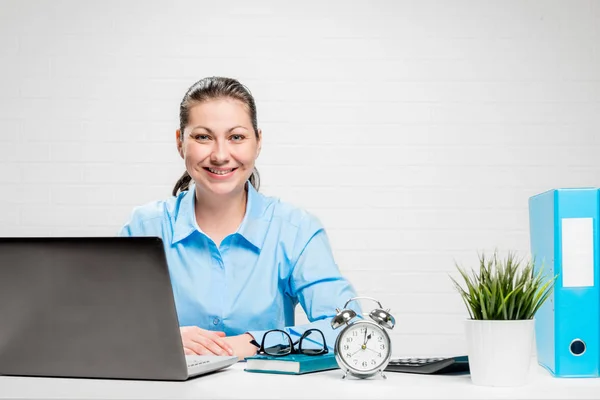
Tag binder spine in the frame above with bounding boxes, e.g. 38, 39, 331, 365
553, 189, 600, 377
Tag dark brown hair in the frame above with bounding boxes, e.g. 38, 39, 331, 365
172, 76, 261, 196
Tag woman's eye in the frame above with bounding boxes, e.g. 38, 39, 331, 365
230, 134, 245, 141
193, 134, 210, 141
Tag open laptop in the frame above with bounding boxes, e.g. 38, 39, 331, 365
0, 236, 238, 381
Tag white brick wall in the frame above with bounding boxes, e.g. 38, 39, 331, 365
1, 0, 599, 357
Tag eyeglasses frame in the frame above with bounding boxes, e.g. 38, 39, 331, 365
249, 328, 329, 357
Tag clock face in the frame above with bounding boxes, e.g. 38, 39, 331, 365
336, 322, 390, 374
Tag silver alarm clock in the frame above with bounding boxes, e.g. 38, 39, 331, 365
331, 297, 396, 379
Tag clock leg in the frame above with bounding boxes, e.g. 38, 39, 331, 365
379, 369, 387, 379
341, 370, 348, 379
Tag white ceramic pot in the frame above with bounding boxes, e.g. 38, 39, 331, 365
465, 319, 535, 387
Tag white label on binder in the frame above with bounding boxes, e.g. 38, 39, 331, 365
561, 218, 594, 287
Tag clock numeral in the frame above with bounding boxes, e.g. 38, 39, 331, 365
371, 360, 376, 365
380, 344, 385, 350
346, 337, 353, 343
346, 352, 352, 358
378, 352, 382, 357
377, 336, 383, 342
360, 327, 366, 333
343, 344, 349, 350
362, 361, 368, 367
353, 360, 358, 365
352, 331, 358, 337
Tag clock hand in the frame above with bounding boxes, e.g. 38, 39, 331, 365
351, 348, 362, 357
365, 347, 380, 355
363, 329, 367, 345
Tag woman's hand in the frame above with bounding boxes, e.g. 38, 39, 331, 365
222, 333, 259, 360
180, 326, 234, 356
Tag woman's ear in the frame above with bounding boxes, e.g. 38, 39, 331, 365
255, 129, 262, 158
176, 129, 184, 158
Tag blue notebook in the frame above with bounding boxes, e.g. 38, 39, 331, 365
244, 353, 339, 375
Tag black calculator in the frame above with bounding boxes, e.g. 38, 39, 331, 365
385, 356, 470, 375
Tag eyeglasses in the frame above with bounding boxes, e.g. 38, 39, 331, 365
250, 329, 329, 357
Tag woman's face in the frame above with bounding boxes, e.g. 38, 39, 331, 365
177, 98, 261, 198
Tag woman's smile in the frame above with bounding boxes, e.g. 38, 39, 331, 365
204, 167, 238, 178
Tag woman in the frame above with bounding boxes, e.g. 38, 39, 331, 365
120, 76, 358, 359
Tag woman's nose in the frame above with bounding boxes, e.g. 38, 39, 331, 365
210, 141, 229, 163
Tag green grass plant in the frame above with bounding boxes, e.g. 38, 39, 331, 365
450, 251, 557, 320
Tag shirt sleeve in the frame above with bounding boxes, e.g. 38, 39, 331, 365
247, 213, 361, 350
118, 221, 134, 237
118, 206, 151, 237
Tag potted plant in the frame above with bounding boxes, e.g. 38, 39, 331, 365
450, 250, 556, 387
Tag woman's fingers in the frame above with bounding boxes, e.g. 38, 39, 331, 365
197, 336, 231, 356
189, 327, 233, 355
184, 347, 197, 356
183, 337, 229, 356
195, 327, 226, 338
180, 326, 234, 355
182, 339, 211, 355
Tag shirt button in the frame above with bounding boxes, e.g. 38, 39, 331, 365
213, 318, 220, 325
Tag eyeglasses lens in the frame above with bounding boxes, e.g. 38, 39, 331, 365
301, 329, 327, 355
263, 330, 292, 356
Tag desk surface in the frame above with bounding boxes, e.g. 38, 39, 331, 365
1, 360, 599, 399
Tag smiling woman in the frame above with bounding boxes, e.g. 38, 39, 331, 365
172, 77, 261, 198
119, 76, 360, 361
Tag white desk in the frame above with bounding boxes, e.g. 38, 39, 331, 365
1, 360, 599, 400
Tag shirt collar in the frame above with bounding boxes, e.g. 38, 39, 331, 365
171, 183, 270, 251
236, 183, 270, 251
171, 187, 197, 245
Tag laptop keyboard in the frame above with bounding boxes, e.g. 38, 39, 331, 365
187, 359, 211, 368
184, 355, 239, 377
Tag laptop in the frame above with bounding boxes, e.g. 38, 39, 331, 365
0, 236, 238, 381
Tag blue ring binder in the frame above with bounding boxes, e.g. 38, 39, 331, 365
529, 188, 600, 378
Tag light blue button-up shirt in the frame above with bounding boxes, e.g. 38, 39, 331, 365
119, 183, 359, 349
